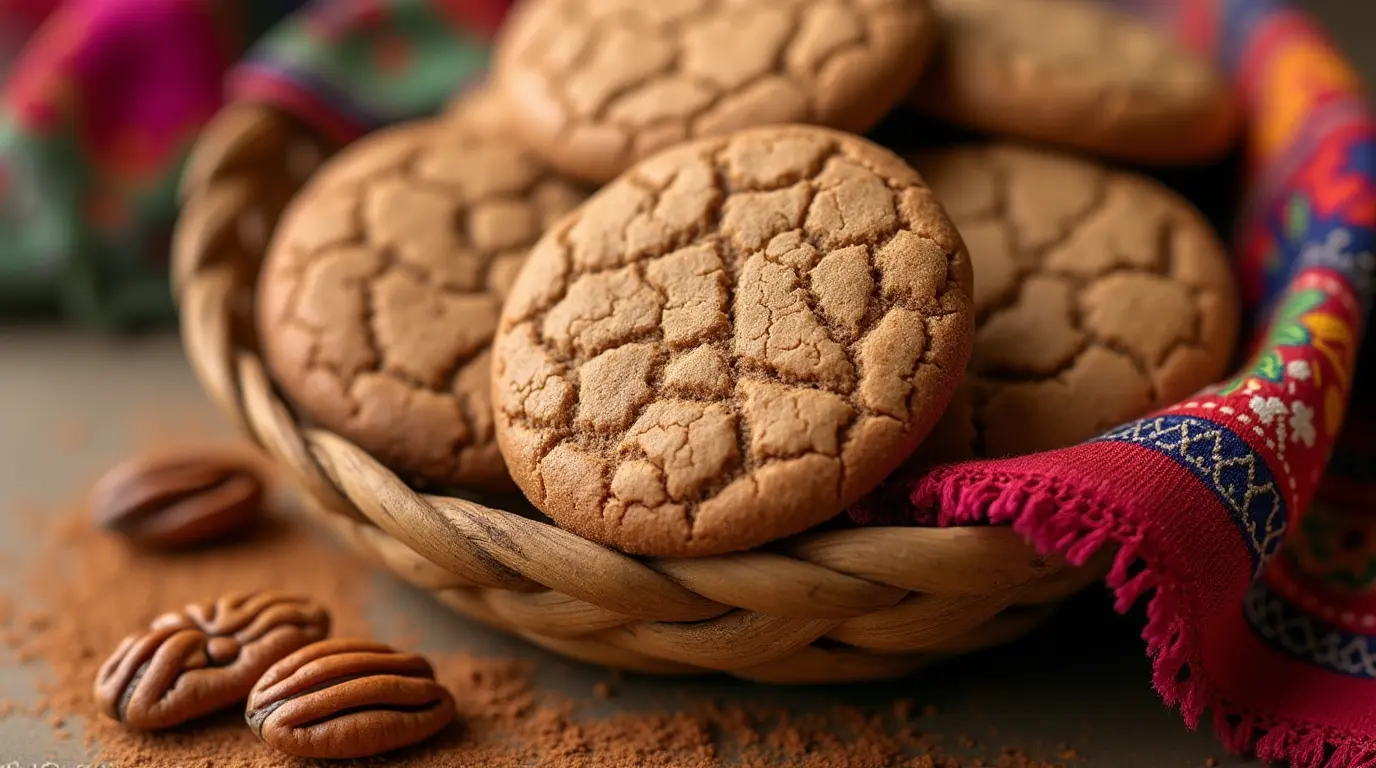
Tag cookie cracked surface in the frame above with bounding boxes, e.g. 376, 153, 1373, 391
258, 97, 587, 491
911, 0, 1238, 164
493, 126, 974, 557
905, 144, 1238, 465
494, 0, 938, 183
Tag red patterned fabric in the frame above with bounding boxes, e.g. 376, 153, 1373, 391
860, 2, 1376, 764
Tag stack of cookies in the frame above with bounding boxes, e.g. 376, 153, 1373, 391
257, 0, 1241, 559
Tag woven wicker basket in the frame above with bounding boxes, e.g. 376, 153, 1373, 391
172, 103, 1106, 684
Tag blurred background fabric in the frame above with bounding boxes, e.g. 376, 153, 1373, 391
0, 0, 509, 328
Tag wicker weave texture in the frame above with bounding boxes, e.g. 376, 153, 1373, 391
172, 105, 1102, 683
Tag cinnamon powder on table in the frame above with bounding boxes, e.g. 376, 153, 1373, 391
1, 453, 1075, 768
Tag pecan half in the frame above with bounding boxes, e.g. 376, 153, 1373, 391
246, 638, 455, 759
94, 592, 330, 730
91, 449, 266, 548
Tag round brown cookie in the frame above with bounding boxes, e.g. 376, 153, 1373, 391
906, 144, 1239, 462
493, 0, 939, 183
492, 125, 975, 557
258, 110, 588, 492
442, 85, 509, 131
910, 0, 1239, 164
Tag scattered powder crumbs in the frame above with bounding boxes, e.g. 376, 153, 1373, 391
891, 699, 914, 722
0, 458, 1083, 768
998, 747, 1061, 768
24, 612, 51, 633
0, 593, 19, 650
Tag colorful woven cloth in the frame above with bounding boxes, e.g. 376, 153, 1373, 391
853, 2, 1376, 765
1, 0, 1375, 764
0, 0, 504, 327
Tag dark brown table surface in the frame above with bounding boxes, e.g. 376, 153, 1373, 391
0, 3, 1371, 764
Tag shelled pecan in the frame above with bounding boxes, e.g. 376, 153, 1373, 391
94, 592, 330, 730
91, 448, 266, 548
246, 638, 455, 758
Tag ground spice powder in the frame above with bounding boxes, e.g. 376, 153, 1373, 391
2, 454, 1074, 768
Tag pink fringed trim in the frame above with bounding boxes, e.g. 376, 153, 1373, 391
911, 468, 1376, 768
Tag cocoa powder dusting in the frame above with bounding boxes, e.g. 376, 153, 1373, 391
8, 493, 374, 767
3, 459, 1076, 767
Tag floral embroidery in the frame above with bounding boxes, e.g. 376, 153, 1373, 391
1290, 402, 1317, 447
1218, 287, 1326, 395
1251, 395, 1289, 425
1216, 285, 1356, 447
1288, 194, 1311, 243
1254, 40, 1363, 161
1293, 132, 1376, 230
1291, 506, 1376, 592
1301, 228, 1376, 297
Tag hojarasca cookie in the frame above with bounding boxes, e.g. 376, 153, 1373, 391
494, 0, 939, 183
905, 144, 1239, 464
493, 125, 975, 557
258, 97, 587, 491
911, 0, 1239, 164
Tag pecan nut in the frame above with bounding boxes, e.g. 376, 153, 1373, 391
94, 592, 330, 730
246, 638, 455, 759
91, 449, 266, 548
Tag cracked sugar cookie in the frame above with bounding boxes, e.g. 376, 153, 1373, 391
493, 0, 938, 183
904, 144, 1239, 464
492, 126, 975, 557
257, 103, 588, 492
910, 0, 1239, 164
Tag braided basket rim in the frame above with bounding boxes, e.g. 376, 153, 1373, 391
170, 101, 1105, 683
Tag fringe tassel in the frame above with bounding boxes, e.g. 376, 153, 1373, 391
910, 468, 1376, 768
